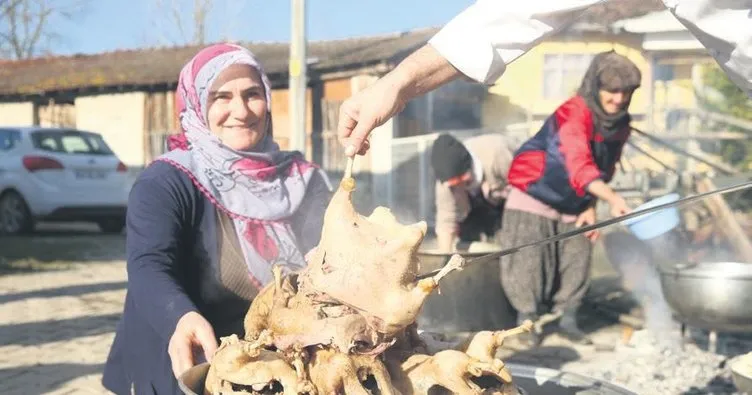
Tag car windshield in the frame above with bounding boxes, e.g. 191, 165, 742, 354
31, 130, 115, 155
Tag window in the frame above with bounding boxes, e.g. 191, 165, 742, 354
0, 129, 21, 151
396, 79, 484, 137
542, 53, 595, 100
31, 130, 115, 155
654, 64, 674, 81
431, 80, 484, 131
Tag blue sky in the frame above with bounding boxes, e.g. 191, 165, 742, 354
52, 0, 475, 55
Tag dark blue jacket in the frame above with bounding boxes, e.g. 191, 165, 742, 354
507, 96, 630, 215
102, 160, 329, 394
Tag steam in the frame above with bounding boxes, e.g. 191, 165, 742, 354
603, 230, 681, 348
637, 268, 678, 347
390, 206, 422, 227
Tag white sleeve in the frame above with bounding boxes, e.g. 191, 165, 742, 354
428, 0, 606, 85
665, 0, 752, 96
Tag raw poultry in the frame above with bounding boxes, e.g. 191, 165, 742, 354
204, 172, 532, 395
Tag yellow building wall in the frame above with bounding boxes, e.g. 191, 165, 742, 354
649, 58, 714, 132
0, 102, 35, 126
75, 92, 146, 167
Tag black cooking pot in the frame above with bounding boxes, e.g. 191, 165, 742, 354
416, 240, 517, 333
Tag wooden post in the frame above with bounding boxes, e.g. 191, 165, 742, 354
696, 177, 752, 262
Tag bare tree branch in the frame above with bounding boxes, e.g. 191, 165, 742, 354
0, 0, 89, 59
150, 0, 228, 47
219, 0, 244, 42
193, 0, 211, 45
0, 0, 22, 17
169, 0, 187, 44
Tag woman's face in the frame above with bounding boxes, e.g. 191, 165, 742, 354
598, 88, 633, 114
206, 64, 268, 151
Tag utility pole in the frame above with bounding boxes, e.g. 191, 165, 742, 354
288, 0, 307, 155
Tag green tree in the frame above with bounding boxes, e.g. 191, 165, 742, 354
697, 63, 752, 168
698, 64, 752, 211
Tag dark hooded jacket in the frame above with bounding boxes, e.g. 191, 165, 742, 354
507, 51, 641, 215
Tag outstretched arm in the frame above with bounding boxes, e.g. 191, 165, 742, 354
337, 0, 603, 156
126, 174, 199, 339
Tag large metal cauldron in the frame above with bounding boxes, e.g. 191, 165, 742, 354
659, 261, 752, 332
179, 362, 637, 395
416, 241, 517, 333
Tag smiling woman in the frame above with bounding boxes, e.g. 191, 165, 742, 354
101, 43, 333, 395
206, 64, 270, 151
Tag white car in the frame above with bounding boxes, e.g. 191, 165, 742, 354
0, 126, 130, 235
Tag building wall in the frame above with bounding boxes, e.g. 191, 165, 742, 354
322, 78, 352, 101
271, 77, 353, 160
36, 99, 76, 127
143, 90, 177, 163
75, 92, 146, 168
649, 54, 713, 132
0, 102, 35, 126
270, 87, 313, 155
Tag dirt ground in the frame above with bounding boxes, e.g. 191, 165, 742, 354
0, 223, 126, 395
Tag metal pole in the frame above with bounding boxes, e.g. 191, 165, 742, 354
289, 0, 307, 155
630, 126, 738, 175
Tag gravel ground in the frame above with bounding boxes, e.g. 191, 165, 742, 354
563, 329, 752, 395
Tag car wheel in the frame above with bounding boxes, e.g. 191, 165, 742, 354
97, 217, 125, 234
0, 191, 33, 235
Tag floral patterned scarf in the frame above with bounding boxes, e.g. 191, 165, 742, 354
157, 43, 318, 289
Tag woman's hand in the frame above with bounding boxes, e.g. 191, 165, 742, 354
607, 195, 631, 218
586, 181, 631, 218
575, 206, 600, 242
168, 311, 218, 379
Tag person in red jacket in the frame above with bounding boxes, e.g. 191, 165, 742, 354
499, 51, 640, 346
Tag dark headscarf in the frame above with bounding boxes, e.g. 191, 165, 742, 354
577, 51, 642, 138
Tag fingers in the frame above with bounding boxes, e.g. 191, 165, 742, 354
576, 212, 594, 228
337, 99, 377, 157
357, 139, 370, 155
585, 230, 600, 243
169, 312, 217, 379
169, 334, 194, 379
194, 321, 218, 363
344, 119, 376, 157
337, 101, 359, 154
